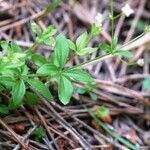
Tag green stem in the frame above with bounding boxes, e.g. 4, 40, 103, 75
114, 13, 123, 20
36, 0, 60, 21
30, 42, 39, 52
111, 0, 114, 39
66, 53, 111, 70
110, 0, 115, 52
120, 32, 146, 49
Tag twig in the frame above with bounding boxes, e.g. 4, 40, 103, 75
83, 105, 139, 150
29, 87, 92, 150
0, 118, 28, 150
0, 12, 43, 32
13, 126, 37, 150
34, 107, 57, 150
36, 0, 61, 21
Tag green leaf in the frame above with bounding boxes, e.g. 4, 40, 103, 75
99, 42, 111, 53
33, 127, 46, 140
11, 42, 22, 52
49, 52, 59, 67
113, 50, 133, 58
21, 65, 29, 76
0, 76, 15, 88
42, 25, 57, 37
85, 81, 97, 91
143, 77, 150, 91
52, 0, 61, 7
67, 39, 76, 51
27, 79, 52, 101
5, 61, 25, 69
0, 41, 9, 50
76, 32, 89, 50
63, 69, 92, 83
89, 92, 97, 101
58, 75, 73, 105
25, 91, 38, 106
36, 25, 57, 43
30, 21, 42, 36
96, 106, 109, 117
112, 36, 118, 50
0, 84, 5, 92
31, 54, 47, 67
76, 47, 98, 56
37, 64, 59, 76
54, 34, 69, 68
13, 52, 26, 59
43, 37, 55, 46
24, 49, 33, 57
76, 87, 86, 94
0, 104, 9, 114
0, 68, 15, 77
12, 80, 26, 106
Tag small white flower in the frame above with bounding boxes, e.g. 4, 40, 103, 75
94, 13, 104, 26
137, 58, 144, 66
121, 4, 134, 17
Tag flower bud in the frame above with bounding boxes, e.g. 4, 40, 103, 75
91, 23, 102, 36
137, 58, 144, 67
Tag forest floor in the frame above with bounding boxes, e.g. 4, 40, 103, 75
0, 0, 150, 150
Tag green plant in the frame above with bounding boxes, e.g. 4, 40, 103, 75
76, 82, 98, 101
84, 105, 139, 150
33, 127, 46, 141
0, 0, 149, 115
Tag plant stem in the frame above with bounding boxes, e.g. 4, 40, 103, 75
30, 42, 39, 52
36, 0, 60, 21
120, 32, 146, 49
111, 0, 114, 39
114, 13, 123, 20
110, 0, 115, 52
30, 0, 60, 52
67, 53, 111, 70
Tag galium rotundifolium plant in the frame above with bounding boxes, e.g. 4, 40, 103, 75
0, 2, 149, 114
